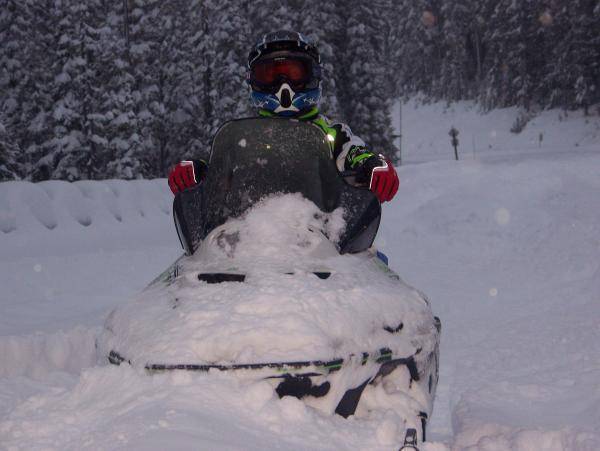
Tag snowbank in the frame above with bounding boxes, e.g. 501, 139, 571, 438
0, 179, 174, 258
0, 179, 171, 233
0, 326, 98, 380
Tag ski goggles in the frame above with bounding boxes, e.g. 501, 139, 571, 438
249, 54, 320, 93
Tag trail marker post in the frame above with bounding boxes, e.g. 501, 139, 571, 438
449, 127, 459, 161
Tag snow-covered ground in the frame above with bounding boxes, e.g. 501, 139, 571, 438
395, 98, 600, 164
1, 101, 599, 450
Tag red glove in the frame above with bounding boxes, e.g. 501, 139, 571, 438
168, 160, 207, 194
365, 155, 399, 203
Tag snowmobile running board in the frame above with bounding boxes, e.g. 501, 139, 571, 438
107, 348, 420, 380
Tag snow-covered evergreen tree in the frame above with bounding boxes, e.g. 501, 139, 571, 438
97, 0, 143, 180
125, 0, 201, 177
394, 1, 445, 100
337, 0, 396, 159
481, 0, 550, 110
42, 0, 109, 181
439, 0, 479, 101
0, 119, 19, 180
203, 0, 252, 133
549, 1, 600, 112
244, 0, 298, 37
0, 3, 19, 180
298, 0, 342, 119
0, 1, 55, 180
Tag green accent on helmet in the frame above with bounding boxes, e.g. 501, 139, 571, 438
258, 109, 275, 117
258, 108, 319, 120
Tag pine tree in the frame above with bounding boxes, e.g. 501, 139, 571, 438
298, 0, 342, 119
0, 1, 55, 180
394, 0, 445, 99
125, 0, 201, 177
549, 1, 600, 112
0, 118, 19, 180
203, 0, 252, 133
481, 0, 551, 110
439, 0, 483, 101
245, 0, 297, 37
0, 2, 20, 180
97, 0, 143, 179
338, 0, 396, 158
41, 0, 110, 181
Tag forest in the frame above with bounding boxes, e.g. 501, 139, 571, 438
1, 0, 598, 181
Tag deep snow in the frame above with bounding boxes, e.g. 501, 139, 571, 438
1, 101, 599, 450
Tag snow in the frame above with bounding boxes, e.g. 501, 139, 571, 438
383, 154, 600, 449
395, 98, 600, 163
98, 194, 435, 367
0, 179, 178, 334
1, 101, 599, 449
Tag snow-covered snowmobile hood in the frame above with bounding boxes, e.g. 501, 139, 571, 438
98, 194, 437, 369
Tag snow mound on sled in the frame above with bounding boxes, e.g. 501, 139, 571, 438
100, 194, 436, 366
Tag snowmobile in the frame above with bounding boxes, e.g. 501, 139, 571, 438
98, 117, 440, 448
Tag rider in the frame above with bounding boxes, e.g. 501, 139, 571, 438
168, 30, 399, 203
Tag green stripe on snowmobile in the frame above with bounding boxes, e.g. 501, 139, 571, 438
322, 359, 344, 371
110, 347, 413, 376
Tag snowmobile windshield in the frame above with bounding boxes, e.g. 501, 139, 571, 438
173, 118, 380, 255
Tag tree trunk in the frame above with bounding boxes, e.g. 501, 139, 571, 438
123, 0, 130, 63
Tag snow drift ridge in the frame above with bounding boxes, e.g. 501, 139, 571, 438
0, 179, 171, 235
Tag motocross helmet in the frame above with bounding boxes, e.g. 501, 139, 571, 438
247, 30, 322, 117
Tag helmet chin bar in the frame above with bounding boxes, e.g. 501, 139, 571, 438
274, 83, 299, 113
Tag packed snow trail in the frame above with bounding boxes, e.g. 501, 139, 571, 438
380, 152, 600, 449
